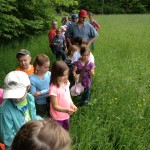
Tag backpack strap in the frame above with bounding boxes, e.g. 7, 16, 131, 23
79, 60, 89, 82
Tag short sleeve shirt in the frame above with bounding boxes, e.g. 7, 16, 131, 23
75, 60, 95, 88
72, 51, 95, 64
65, 22, 98, 43
49, 82, 71, 120
16, 65, 34, 76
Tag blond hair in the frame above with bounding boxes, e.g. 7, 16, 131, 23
11, 119, 71, 150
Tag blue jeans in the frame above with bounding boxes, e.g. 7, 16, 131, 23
56, 50, 67, 61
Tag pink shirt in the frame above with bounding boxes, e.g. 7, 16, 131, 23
49, 81, 71, 120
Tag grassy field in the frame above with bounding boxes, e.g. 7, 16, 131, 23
0, 14, 150, 149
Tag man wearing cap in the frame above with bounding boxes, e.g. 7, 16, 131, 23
65, 10, 98, 47
0, 71, 42, 148
48, 21, 58, 53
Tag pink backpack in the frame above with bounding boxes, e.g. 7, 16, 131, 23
0, 88, 4, 104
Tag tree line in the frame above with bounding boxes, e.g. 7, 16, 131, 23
0, 0, 149, 42
78, 0, 150, 14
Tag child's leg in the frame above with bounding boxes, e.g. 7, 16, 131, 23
60, 50, 67, 61
56, 52, 61, 60
80, 87, 90, 105
35, 103, 48, 117
56, 119, 69, 130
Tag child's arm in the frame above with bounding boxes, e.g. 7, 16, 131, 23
63, 38, 67, 52
70, 99, 78, 112
90, 68, 95, 76
72, 65, 77, 77
50, 95, 76, 114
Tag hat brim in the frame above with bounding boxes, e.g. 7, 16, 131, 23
3, 87, 26, 99
79, 15, 87, 18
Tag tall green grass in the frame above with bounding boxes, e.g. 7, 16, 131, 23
71, 15, 150, 150
0, 15, 150, 149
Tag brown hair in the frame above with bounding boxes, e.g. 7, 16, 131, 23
33, 54, 50, 73
89, 13, 94, 17
80, 46, 90, 56
11, 119, 71, 150
50, 61, 69, 87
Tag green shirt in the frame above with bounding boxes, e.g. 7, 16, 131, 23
17, 98, 31, 123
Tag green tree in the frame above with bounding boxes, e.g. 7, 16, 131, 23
0, 0, 78, 42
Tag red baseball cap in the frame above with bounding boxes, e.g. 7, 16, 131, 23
79, 10, 87, 18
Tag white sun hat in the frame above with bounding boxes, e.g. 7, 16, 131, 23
3, 71, 30, 99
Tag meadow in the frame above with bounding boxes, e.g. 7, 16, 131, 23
0, 14, 150, 149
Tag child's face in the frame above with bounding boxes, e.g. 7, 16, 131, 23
56, 31, 61, 38
89, 15, 93, 20
81, 51, 90, 61
57, 69, 69, 83
18, 55, 31, 70
12, 90, 28, 103
36, 62, 50, 74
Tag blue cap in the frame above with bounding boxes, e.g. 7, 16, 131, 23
72, 14, 78, 19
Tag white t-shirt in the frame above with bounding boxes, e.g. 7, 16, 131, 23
71, 51, 95, 64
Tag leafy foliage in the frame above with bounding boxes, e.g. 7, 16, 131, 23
0, 0, 77, 42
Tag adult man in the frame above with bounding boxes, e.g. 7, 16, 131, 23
65, 10, 98, 47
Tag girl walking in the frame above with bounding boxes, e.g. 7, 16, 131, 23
49, 60, 77, 130
29, 54, 51, 117
73, 46, 95, 106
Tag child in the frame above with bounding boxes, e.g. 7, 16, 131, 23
52, 28, 67, 61
60, 25, 67, 38
88, 13, 100, 51
11, 119, 71, 150
88, 13, 101, 31
48, 21, 58, 54
0, 71, 42, 148
62, 16, 71, 27
72, 37, 95, 64
73, 46, 95, 106
16, 49, 34, 75
29, 54, 51, 117
65, 45, 78, 87
0, 88, 3, 104
49, 61, 77, 130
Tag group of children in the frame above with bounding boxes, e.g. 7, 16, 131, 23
0, 12, 100, 150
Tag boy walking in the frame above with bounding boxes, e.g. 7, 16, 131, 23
0, 71, 42, 148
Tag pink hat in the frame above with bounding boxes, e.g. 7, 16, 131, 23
79, 10, 87, 18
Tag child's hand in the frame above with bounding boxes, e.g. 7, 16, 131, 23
67, 108, 76, 115
34, 92, 41, 97
90, 70, 95, 76
70, 104, 78, 112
